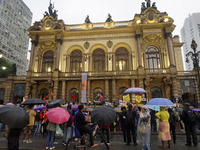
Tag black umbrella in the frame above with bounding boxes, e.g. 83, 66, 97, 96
46, 99, 65, 108
22, 98, 45, 105
91, 106, 116, 126
0, 105, 29, 129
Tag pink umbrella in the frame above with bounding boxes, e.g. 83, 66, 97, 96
46, 107, 70, 124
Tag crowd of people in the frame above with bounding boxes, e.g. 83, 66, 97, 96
0, 101, 200, 150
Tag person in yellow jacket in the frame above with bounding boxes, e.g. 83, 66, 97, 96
22, 105, 36, 143
155, 106, 171, 149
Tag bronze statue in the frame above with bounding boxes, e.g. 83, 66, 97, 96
52, 10, 58, 19
106, 13, 113, 22
152, 2, 157, 9
48, 0, 54, 16
85, 15, 91, 23
43, 11, 49, 17
141, 2, 146, 12
145, 0, 151, 8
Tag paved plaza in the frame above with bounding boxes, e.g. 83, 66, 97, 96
0, 131, 200, 150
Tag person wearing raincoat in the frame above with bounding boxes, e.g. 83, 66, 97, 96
155, 106, 171, 149
137, 105, 151, 150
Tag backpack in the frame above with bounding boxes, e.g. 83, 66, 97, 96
188, 110, 197, 123
126, 110, 133, 124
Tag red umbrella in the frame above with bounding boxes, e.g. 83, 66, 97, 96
46, 107, 70, 124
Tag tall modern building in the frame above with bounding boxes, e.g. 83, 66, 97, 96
0, 0, 32, 75
181, 13, 200, 71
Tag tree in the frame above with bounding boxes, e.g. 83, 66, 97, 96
0, 57, 13, 78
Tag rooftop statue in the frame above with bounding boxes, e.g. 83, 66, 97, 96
152, 2, 157, 10
43, 0, 58, 19
141, 2, 146, 12
85, 15, 91, 23
145, 0, 151, 8
48, 0, 54, 16
105, 13, 113, 22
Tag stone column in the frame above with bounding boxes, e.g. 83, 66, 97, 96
55, 39, 62, 70
129, 53, 133, 70
165, 32, 174, 66
112, 79, 116, 101
38, 57, 42, 72
25, 81, 31, 99
172, 78, 178, 97
62, 80, 66, 100
105, 54, 108, 71
82, 55, 85, 72
66, 56, 70, 72
139, 78, 144, 89
136, 34, 142, 67
53, 80, 59, 99
32, 83, 37, 98
131, 79, 135, 103
89, 55, 92, 72
29, 40, 37, 71
105, 79, 109, 100
87, 80, 91, 102
112, 54, 116, 71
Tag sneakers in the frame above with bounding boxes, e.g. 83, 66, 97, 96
26, 139, 32, 143
22, 140, 27, 143
100, 142, 104, 145
62, 142, 66, 146
107, 143, 111, 145
50, 146, 55, 150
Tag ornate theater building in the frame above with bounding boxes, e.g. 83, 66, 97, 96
0, 1, 198, 106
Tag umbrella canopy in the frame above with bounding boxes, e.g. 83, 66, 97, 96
146, 98, 174, 106
34, 105, 46, 111
147, 105, 160, 111
71, 104, 79, 111
46, 99, 64, 108
46, 107, 70, 124
91, 106, 116, 126
0, 105, 29, 128
22, 98, 45, 105
123, 87, 147, 94
192, 108, 200, 112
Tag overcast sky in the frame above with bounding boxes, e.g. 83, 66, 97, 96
23, 0, 200, 39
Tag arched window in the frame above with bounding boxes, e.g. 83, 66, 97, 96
70, 50, 82, 72
92, 49, 105, 72
42, 51, 54, 72
151, 87, 162, 98
93, 87, 103, 101
145, 46, 160, 69
69, 88, 79, 103
115, 47, 129, 71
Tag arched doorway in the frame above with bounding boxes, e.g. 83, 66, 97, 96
69, 88, 79, 103
93, 87, 103, 101
40, 88, 49, 100
151, 87, 162, 98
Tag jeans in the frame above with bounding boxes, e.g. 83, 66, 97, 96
46, 130, 55, 148
63, 126, 73, 143
34, 122, 42, 135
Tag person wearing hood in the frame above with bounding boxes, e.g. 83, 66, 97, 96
155, 106, 171, 149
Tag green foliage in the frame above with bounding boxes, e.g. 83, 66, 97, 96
0, 57, 13, 78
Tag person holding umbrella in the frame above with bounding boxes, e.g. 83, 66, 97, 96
155, 106, 171, 149
22, 105, 36, 143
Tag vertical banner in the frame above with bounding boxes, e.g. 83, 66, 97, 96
81, 73, 88, 103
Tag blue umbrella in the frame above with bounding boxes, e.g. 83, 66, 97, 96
147, 105, 160, 111
123, 87, 147, 94
34, 105, 46, 111
146, 98, 174, 106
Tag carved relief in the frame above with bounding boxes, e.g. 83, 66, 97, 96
107, 40, 113, 48
84, 41, 90, 49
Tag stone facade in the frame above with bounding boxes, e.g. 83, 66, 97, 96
0, 2, 199, 106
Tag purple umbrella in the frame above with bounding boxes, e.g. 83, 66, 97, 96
71, 104, 79, 111
123, 87, 147, 94
192, 108, 200, 112
34, 105, 46, 111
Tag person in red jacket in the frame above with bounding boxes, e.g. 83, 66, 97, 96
100, 125, 110, 145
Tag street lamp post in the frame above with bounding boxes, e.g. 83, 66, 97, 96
186, 39, 200, 108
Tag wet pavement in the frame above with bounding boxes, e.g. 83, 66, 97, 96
0, 130, 200, 150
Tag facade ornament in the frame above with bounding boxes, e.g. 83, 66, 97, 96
107, 40, 113, 48
84, 41, 90, 49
